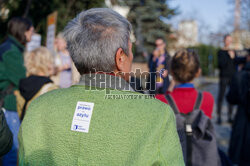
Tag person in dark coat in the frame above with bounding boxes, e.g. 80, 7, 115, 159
147, 38, 171, 94
227, 50, 250, 166
217, 34, 237, 124
0, 109, 13, 157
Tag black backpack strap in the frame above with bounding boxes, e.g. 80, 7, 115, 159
165, 94, 179, 114
193, 91, 203, 110
20, 101, 28, 122
186, 122, 193, 166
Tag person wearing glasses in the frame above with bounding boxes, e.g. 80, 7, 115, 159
147, 38, 171, 94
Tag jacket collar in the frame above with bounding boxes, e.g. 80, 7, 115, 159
174, 83, 195, 89
78, 73, 134, 92
243, 62, 250, 71
8, 35, 25, 52
19, 75, 52, 101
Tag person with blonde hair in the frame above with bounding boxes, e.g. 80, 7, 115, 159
53, 33, 80, 88
15, 47, 58, 121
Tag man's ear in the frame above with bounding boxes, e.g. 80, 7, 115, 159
115, 48, 126, 71
195, 68, 202, 78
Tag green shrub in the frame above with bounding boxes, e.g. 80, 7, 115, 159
189, 44, 219, 76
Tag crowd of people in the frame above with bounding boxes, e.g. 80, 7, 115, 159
0, 7, 249, 166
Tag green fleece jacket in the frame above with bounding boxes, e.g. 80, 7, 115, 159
19, 74, 184, 166
0, 35, 26, 111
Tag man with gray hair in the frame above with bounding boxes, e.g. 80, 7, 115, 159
18, 8, 184, 165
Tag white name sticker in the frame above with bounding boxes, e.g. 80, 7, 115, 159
71, 101, 94, 133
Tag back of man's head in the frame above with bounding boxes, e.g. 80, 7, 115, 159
63, 8, 132, 75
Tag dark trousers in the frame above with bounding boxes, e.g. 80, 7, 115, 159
217, 77, 233, 121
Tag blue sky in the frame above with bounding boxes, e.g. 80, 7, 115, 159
168, 0, 234, 33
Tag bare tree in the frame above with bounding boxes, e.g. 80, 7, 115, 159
23, 0, 33, 17
241, 0, 250, 30
228, 0, 250, 31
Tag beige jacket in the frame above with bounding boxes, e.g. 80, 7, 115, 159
15, 83, 58, 119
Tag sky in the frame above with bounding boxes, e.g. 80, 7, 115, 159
167, 0, 234, 33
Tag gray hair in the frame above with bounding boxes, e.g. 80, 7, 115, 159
63, 8, 132, 74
